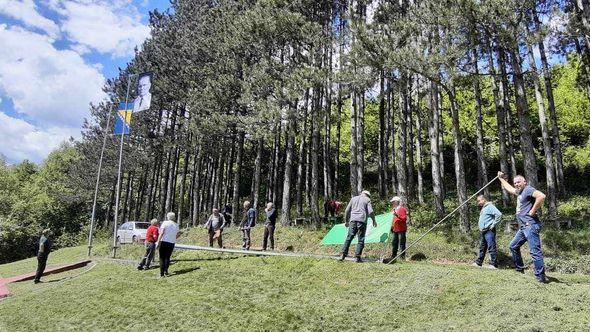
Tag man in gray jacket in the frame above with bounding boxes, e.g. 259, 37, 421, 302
340, 190, 377, 263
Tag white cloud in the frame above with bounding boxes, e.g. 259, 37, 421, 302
0, 112, 78, 163
0, 24, 106, 127
0, 0, 61, 38
50, 0, 150, 57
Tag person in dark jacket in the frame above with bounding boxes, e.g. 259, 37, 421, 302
34, 228, 52, 284
205, 208, 226, 248
262, 202, 277, 250
138, 219, 159, 270
239, 201, 256, 250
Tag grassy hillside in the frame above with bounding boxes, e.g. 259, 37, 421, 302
1, 244, 590, 331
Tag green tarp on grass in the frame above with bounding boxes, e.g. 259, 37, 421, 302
320, 212, 393, 245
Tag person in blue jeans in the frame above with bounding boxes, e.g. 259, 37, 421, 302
498, 172, 548, 283
472, 195, 502, 269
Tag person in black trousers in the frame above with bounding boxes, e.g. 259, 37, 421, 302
262, 202, 277, 250
156, 212, 180, 278
34, 229, 52, 284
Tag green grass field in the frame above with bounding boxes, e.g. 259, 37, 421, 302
1, 232, 590, 331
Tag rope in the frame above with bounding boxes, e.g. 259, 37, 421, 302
387, 175, 500, 264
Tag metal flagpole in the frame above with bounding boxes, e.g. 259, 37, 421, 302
112, 74, 136, 258
87, 104, 113, 257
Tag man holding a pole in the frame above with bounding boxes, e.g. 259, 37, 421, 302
498, 172, 548, 283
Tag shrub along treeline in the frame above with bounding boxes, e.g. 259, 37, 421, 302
2, 0, 590, 264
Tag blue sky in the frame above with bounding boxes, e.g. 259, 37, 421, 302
0, 0, 171, 164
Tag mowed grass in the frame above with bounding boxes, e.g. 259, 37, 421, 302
1, 245, 590, 331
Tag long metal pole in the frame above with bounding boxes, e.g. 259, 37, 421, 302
112, 75, 134, 258
388, 175, 500, 263
87, 104, 113, 257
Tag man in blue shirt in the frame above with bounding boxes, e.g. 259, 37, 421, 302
498, 172, 548, 283
473, 195, 502, 269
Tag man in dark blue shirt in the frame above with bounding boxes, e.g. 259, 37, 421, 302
34, 229, 52, 284
498, 172, 548, 283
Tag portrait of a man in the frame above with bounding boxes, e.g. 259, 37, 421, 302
133, 72, 152, 112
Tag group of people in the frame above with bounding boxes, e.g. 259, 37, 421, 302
203, 200, 278, 251
136, 212, 180, 278
339, 171, 549, 283
338, 190, 409, 263
32, 170, 548, 283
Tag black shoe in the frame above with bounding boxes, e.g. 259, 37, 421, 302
516, 269, 525, 274
338, 254, 346, 262
355, 257, 363, 263
33, 280, 41, 284
137, 266, 143, 271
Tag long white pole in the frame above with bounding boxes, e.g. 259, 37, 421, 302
87, 104, 113, 257
112, 75, 134, 258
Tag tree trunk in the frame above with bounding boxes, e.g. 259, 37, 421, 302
428, 81, 445, 218
296, 90, 310, 216
191, 145, 202, 226
471, 46, 489, 197
508, 47, 539, 187
231, 132, 245, 225
378, 70, 387, 198
356, 93, 365, 193
414, 77, 424, 205
281, 104, 297, 226
177, 150, 190, 227
486, 37, 510, 207
449, 87, 470, 233
388, 76, 397, 195
497, 49, 518, 178
323, 86, 333, 201
397, 72, 408, 198
311, 87, 322, 227
525, 35, 558, 218
349, 91, 359, 196
533, 9, 566, 196
334, 86, 342, 199
253, 137, 263, 209
406, 76, 415, 200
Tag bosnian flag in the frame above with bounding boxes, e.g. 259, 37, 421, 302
113, 102, 133, 135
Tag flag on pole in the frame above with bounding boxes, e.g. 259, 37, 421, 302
320, 212, 393, 245
114, 102, 133, 135
133, 72, 153, 112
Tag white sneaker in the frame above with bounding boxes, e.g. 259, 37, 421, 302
486, 265, 497, 270
471, 263, 481, 267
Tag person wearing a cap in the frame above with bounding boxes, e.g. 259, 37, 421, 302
340, 190, 377, 263
34, 228, 52, 284
389, 196, 408, 261
472, 195, 502, 269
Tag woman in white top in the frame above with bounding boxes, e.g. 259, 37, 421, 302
157, 212, 179, 277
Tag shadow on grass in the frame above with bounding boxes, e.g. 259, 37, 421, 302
546, 276, 564, 284
171, 266, 201, 276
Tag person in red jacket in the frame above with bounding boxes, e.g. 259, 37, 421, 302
390, 196, 408, 261
137, 219, 159, 270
